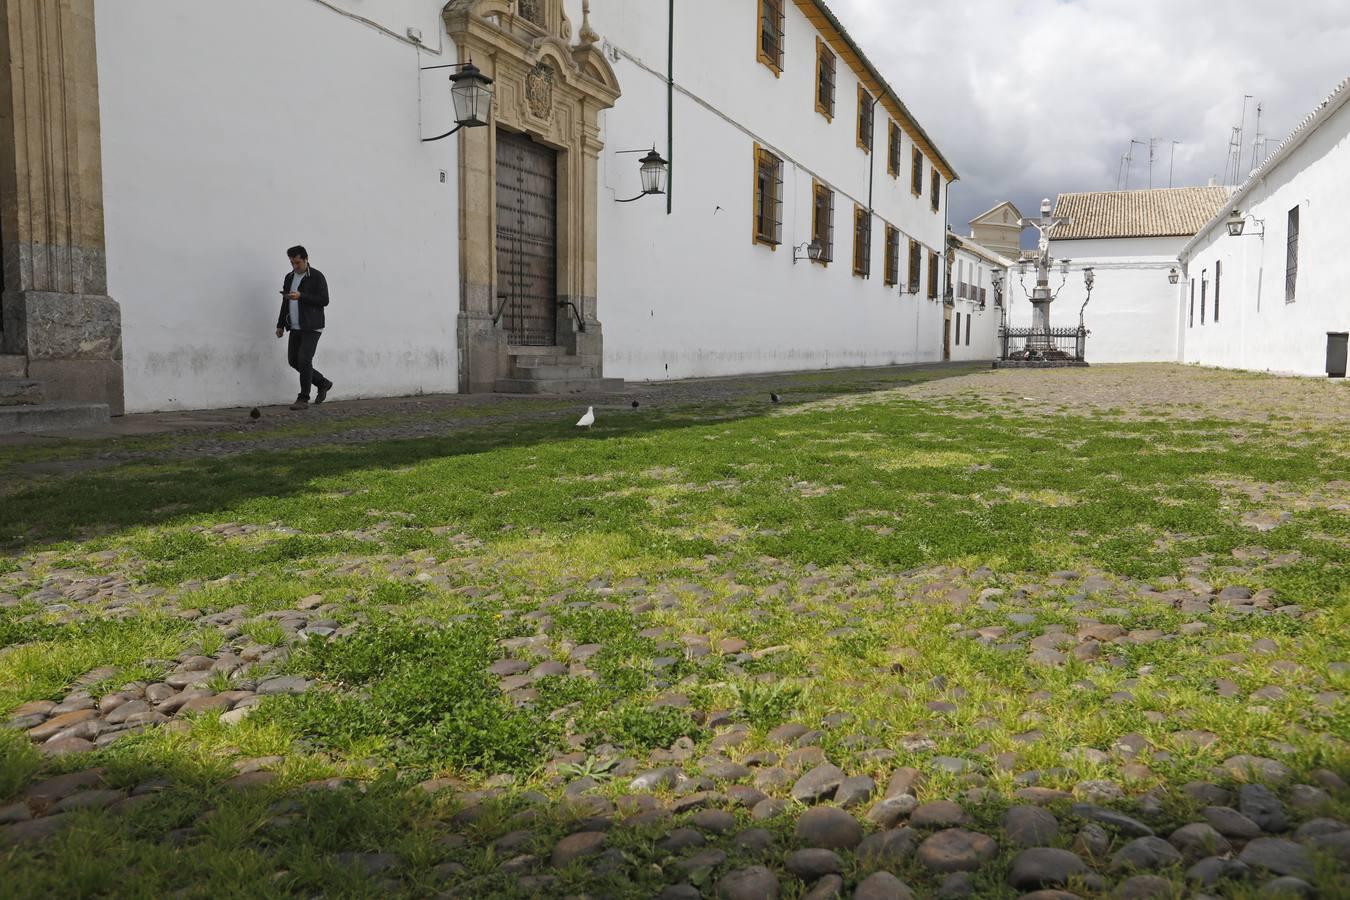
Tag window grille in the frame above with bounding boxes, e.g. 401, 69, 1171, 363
752, 146, 784, 246
884, 226, 899, 286
813, 182, 835, 263
857, 87, 874, 152
1214, 260, 1221, 322
908, 240, 922, 293
931, 169, 941, 212
911, 148, 924, 195
928, 251, 939, 298
853, 206, 871, 277
1285, 206, 1299, 303
758, 0, 785, 72
816, 41, 836, 118
888, 122, 901, 176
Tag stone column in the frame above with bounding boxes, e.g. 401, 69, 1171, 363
0, 0, 123, 413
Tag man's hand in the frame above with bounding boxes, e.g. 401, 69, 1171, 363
276, 328, 285, 338
287, 291, 301, 300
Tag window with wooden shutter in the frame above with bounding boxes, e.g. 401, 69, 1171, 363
1214, 260, 1221, 322
928, 251, 939, 299
884, 225, 899, 287
908, 240, 922, 293
853, 205, 871, 277
816, 39, 836, 120
857, 86, 874, 153
887, 121, 901, 177
758, 0, 784, 74
911, 148, 924, 196
812, 181, 835, 264
1286, 206, 1299, 303
752, 144, 783, 247
931, 168, 941, 212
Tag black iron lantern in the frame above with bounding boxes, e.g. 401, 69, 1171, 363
450, 62, 494, 128
1227, 211, 1246, 237
618, 149, 669, 203
422, 61, 494, 142
1168, 267, 1180, 285
639, 150, 669, 195
794, 240, 823, 264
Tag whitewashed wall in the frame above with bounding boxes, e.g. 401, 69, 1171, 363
1181, 99, 1350, 376
1005, 237, 1185, 364
949, 246, 1003, 361
98, 0, 461, 413
581, 0, 952, 380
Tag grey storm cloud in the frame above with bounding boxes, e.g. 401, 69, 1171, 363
828, 0, 1350, 245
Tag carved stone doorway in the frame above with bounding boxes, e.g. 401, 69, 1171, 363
443, 0, 620, 393
495, 129, 558, 347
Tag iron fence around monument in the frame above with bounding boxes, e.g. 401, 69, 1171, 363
998, 326, 1088, 363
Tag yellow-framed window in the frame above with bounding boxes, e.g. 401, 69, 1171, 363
928, 251, 940, 298
887, 121, 901, 176
752, 144, 783, 247
811, 180, 835, 264
757, 0, 784, 75
911, 148, 924, 196
931, 168, 941, 212
908, 240, 922, 292
852, 205, 871, 277
815, 38, 836, 120
857, 85, 874, 153
884, 225, 899, 286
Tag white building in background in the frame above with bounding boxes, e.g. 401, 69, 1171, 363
946, 232, 1009, 362
1179, 77, 1350, 377
1007, 187, 1233, 364
0, 0, 963, 419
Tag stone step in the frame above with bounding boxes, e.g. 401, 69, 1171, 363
494, 377, 624, 396
509, 351, 602, 368
0, 378, 43, 406
511, 364, 602, 381
0, 355, 26, 378
0, 403, 110, 435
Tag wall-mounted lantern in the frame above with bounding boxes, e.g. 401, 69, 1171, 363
616, 149, 670, 203
1083, 267, 1095, 290
793, 240, 824, 265
1227, 210, 1266, 238
1168, 267, 1180, 285
422, 61, 494, 142
1060, 258, 1071, 276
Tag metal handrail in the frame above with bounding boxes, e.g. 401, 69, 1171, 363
558, 299, 586, 333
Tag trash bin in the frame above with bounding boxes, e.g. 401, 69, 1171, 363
1329, 332, 1349, 378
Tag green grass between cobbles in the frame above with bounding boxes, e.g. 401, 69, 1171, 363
0, 368, 1347, 897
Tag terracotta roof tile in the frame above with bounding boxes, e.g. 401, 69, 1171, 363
1050, 186, 1233, 241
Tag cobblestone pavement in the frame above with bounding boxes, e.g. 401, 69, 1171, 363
904, 363, 1350, 425
1, 362, 1347, 898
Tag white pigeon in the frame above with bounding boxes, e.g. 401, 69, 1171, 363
576, 406, 595, 429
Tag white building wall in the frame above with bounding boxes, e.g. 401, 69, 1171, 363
949, 246, 1003, 361
97, 0, 461, 413
582, 0, 952, 380
1007, 237, 1184, 364
1181, 99, 1350, 376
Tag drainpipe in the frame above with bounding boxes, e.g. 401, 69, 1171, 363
667, 0, 674, 215
866, 96, 879, 277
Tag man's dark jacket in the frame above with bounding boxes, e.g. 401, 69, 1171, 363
277, 267, 330, 332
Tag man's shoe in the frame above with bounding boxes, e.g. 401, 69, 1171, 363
315, 381, 332, 404
289, 398, 309, 411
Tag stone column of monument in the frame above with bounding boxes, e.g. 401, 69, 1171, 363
0, 0, 123, 414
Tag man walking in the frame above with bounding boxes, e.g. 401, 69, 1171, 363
276, 245, 333, 410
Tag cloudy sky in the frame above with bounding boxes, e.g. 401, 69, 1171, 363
829, 0, 1350, 245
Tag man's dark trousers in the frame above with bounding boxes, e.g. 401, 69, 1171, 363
287, 330, 330, 401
